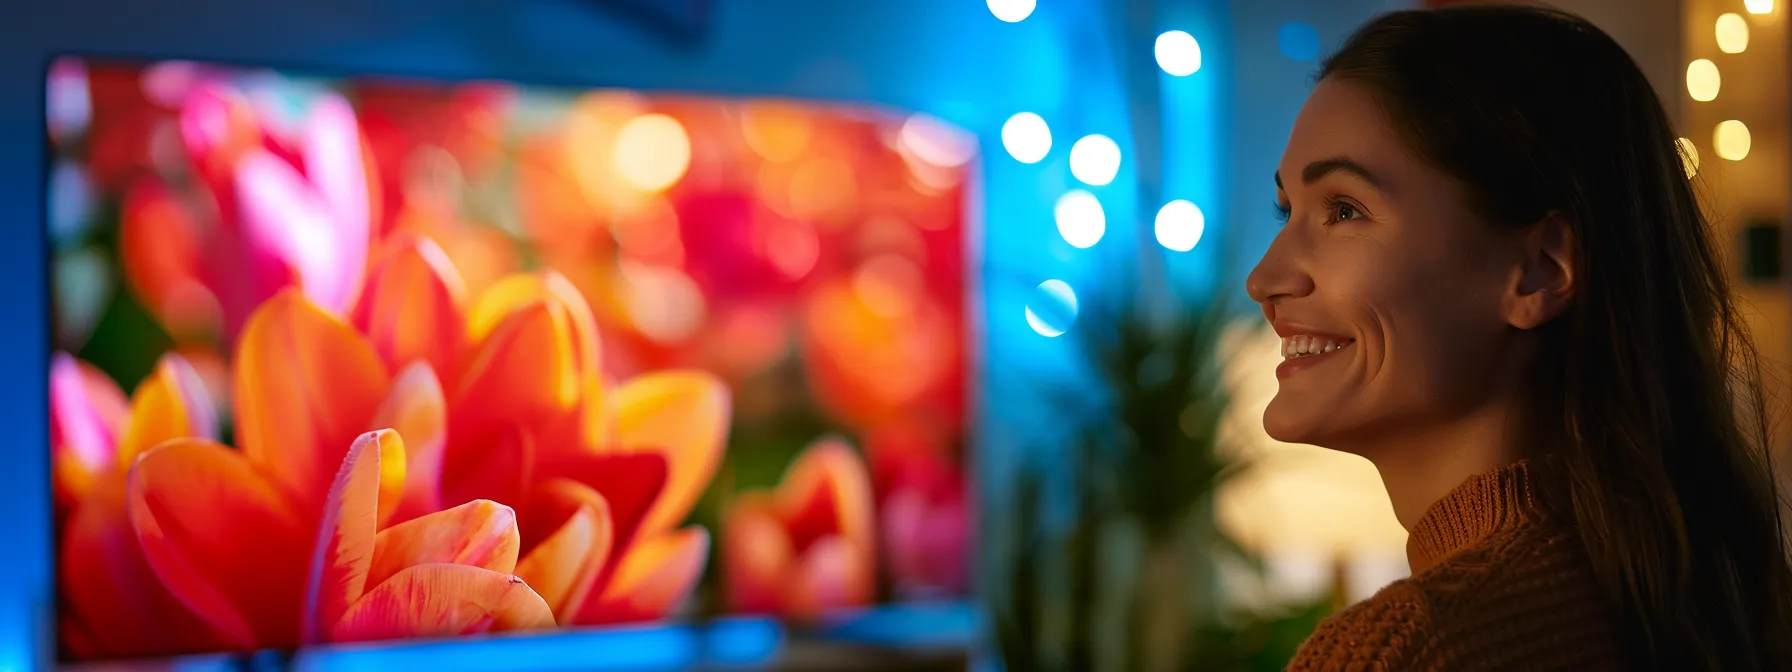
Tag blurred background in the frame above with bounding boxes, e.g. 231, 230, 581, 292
12, 0, 1792, 670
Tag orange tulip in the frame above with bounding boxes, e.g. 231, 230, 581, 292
60, 287, 455, 655
722, 438, 877, 620
126, 429, 553, 651
59, 352, 228, 660
305, 430, 553, 643
59, 232, 733, 660
440, 270, 730, 626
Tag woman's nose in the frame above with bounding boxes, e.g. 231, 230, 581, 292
1245, 231, 1315, 307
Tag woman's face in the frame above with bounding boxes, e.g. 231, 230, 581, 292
1247, 78, 1528, 451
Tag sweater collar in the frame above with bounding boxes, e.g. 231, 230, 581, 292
1405, 458, 1559, 573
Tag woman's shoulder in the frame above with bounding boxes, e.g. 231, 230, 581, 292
1286, 579, 1434, 672
1285, 520, 1628, 671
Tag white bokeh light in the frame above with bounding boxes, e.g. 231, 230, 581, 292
988, 0, 1036, 23
1055, 190, 1106, 249
1069, 134, 1122, 186
1155, 31, 1203, 76
1746, 0, 1772, 15
1002, 112, 1053, 164
1026, 279, 1079, 338
1155, 200, 1205, 252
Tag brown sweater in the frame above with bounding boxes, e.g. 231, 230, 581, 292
1286, 460, 1628, 671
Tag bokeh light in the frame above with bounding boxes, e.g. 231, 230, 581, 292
1746, 0, 1772, 14
1054, 190, 1106, 249
46, 58, 92, 143
1715, 120, 1751, 161
618, 261, 706, 343
1001, 112, 1052, 164
1676, 137, 1700, 178
1026, 279, 1079, 338
988, 0, 1036, 23
1717, 13, 1750, 54
1154, 200, 1205, 253
1278, 23, 1322, 62
613, 113, 692, 191
1686, 59, 1721, 102
1155, 31, 1203, 77
899, 114, 977, 168
740, 103, 812, 163
48, 162, 95, 245
1069, 134, 1122, 187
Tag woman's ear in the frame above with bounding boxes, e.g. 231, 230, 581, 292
1504, 211, 1577, 330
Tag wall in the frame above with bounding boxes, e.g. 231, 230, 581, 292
1679, 0, 1792, 452
1554, 0, 1687, 128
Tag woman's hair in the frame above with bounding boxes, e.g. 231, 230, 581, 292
1322, 6, 1792, 670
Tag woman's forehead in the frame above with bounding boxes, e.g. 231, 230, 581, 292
1279, 79, 1423, 198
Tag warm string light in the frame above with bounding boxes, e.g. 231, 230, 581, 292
1715, 120, 1751, 161
1717, 13, 1750, 54
1746, 0, 1773, 15
1686, 59, 1721, 102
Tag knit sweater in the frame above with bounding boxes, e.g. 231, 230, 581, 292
1286, 460, 1628, 671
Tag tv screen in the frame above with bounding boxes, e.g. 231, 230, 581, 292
46, 57, 973, 663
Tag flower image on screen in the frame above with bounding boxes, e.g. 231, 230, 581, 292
46, 57, 973, 662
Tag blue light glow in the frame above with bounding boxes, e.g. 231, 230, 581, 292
818, 602, 986, 650
1278, 23, 1322, 62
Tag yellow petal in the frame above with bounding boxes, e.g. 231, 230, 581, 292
117, 352, 217, 469
368, 499, 521, 590
608, 370, 731, 537
515, 484, 612, 624
451, 302, 581, 433
331, 563, 555, 643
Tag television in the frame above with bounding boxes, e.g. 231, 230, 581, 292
46, 56, 974, 663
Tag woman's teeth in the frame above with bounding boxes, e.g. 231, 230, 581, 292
1281, 335, 1354, 359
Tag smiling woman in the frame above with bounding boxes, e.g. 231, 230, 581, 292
1249, 6, 1792, 671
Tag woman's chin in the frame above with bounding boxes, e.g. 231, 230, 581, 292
1261, 395, 1336, 446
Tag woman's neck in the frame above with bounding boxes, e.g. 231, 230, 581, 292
1356, 401, 1532, 530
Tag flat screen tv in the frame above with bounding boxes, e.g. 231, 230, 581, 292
46, 56, 973, 663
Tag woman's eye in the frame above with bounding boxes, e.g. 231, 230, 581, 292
1334, 202, 1361, 222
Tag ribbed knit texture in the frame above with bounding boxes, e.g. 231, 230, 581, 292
1286, 459, 1628, 671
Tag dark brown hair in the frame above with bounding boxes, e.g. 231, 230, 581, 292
1323, 6, 1792, 670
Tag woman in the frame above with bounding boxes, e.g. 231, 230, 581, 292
1247, 6, 1792, 670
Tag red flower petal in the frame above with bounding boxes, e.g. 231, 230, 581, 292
128, 439, 311, 649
